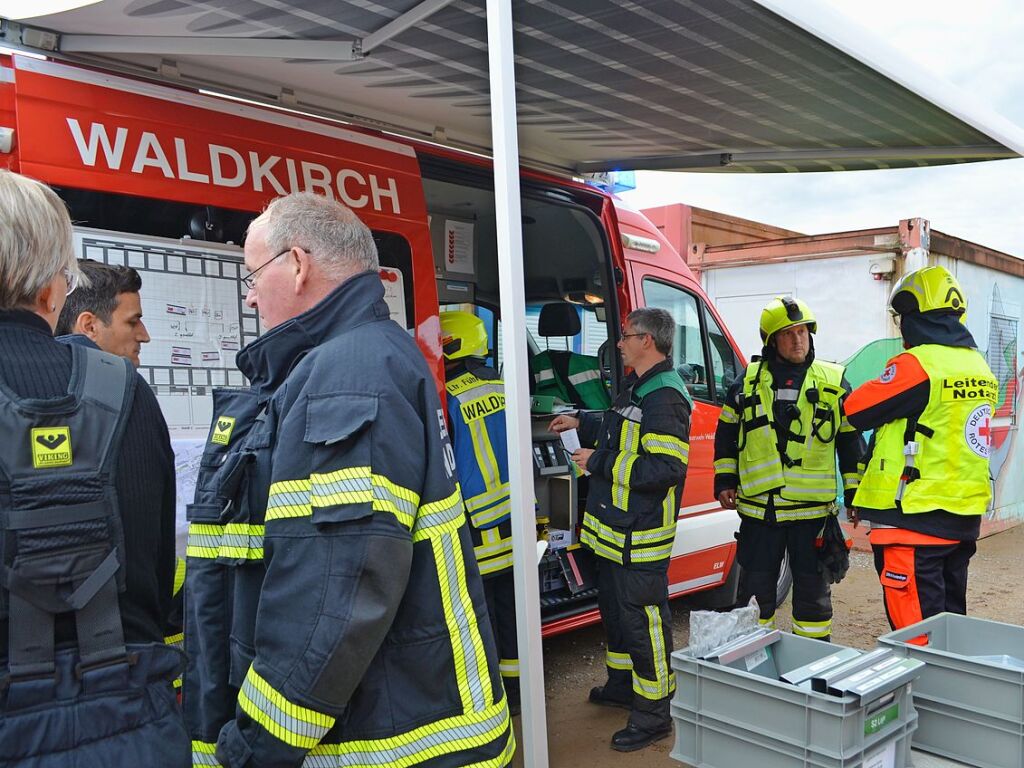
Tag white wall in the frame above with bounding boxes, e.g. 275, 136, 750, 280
702, 252, 894, 364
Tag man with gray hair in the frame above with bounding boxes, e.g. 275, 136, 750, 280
549, 306, 691, 752
183, 192, 514, 768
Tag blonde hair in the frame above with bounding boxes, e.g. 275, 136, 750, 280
248, 192, 378, 280
0, 170, 81, 310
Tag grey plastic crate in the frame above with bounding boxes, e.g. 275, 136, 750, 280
671, 633, 919, 768
878, 613, 1024, 768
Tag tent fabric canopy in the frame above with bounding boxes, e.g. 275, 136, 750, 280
15, 0, 1024, 175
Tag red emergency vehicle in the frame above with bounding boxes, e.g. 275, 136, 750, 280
0, 54, 749, 634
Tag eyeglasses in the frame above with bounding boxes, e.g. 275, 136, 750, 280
241, 248, 305, 290
63, 267, 79, 296
620, 331, 649, 340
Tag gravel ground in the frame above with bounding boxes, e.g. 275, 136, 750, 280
510, 524, 1024, 767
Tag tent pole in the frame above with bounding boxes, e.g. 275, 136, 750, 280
485, 0, 549, 765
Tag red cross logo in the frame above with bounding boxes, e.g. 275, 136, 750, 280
978, 417, 992, 445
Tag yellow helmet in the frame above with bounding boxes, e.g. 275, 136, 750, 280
759, 296, 817, 343
889, 265, 966, 319
439, 310, 488, 360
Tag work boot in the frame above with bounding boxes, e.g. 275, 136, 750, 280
588, 685, 630, 710
610, 722, 672, 752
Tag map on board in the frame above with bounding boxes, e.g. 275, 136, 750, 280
75, 228, 257, 432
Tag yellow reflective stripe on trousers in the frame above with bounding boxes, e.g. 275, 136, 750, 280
238, 665, 336, 750
192, 741, 221, 767
432, 531, 492, 711
186, 523, 264, 560
499, 658, 519, 678
632, 606, 674, 700
606, 650, 632, 671
580, 512, 625, 564
304, 698, 514, 768
640, 432, 689, 463
759, 614, 776, 629
792, 618, 832, 638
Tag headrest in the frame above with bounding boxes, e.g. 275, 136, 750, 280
537, 302, 581, 337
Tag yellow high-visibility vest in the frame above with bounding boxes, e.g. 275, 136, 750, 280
854, 344, 997, 515
737, 360, 845, 508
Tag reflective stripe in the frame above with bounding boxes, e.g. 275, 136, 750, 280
467, 417, 502, 496
192, 741, 221, 767
580, 526, 624, 565
413, 487, 466, 542
303, 699, 513, 768
758, 614, 776, 629
626, 524, 675, 565
633, 606, 674, 700
607, 650, 632, 671
433, 532, 492, 711
238, 665, 336, 750
714, 457, 738, 474
464, 483, 511, 529
640, 432, 689, 463
792, 618, 832, 639
842, 472, 861, 489
614, 404, 643, 422
475, 527, 513, 575
186, 522, 264, 560
173, 557, 186, 596
718, 405, 739, 424
499, 658, 520, 678
164, 631, 184, 649
568, 368, 601, 386
534, 369, 555, 383
266, 472, 419, 530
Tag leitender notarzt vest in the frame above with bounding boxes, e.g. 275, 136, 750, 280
737, 360, 845, 510
854, 344, 998, 515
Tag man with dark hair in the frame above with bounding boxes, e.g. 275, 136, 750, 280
56, 259, 150, 366
549, 306, 691, 752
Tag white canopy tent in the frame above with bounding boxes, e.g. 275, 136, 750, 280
4, 1, 1023, 765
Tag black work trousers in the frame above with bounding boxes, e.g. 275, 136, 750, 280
736, 516, 832, 640
595, 557, 674, 731
483, 569, 520, 704
871, 540, 976, 630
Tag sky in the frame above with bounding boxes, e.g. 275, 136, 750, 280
619, 0, 1024, 258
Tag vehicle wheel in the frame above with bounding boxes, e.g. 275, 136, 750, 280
776, 550, 793, 607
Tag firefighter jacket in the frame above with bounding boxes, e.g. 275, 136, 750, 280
531, 350, 612, 410
184, 271, 513, 768
847, 343, 997, 536
715, 355, 865, 523
445, 360, 513, 577
577, 360, 690, 570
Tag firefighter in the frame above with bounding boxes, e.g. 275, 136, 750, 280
714, 297, 865, 641
439, 310, 520, 714
183, 192, 514, 768
845, 266, 997, 630
550, 307, 691, 752
0, 169, 187, 766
